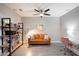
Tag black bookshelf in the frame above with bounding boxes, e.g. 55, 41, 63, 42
0, 18, 23, 56
18, 23, 23, 45
1, 18, 11, 55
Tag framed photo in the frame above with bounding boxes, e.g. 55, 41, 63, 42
37, 24, 44, 31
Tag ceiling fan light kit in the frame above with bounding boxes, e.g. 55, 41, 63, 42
39, 13, 44, 16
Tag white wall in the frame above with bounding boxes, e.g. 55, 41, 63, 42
60, 6, 79, 44
0, 4, 22, 54
22, 17, 60, 42
0, 4, 22, 23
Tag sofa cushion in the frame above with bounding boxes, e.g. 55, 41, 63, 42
34, 34, 47, 40
34, 34, 40, 39
30, 39, 49, 41
40, 34, 44, 39
30, 35, 35, 40
44, 35, 49, 39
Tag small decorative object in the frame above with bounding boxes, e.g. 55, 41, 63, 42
14, 24, 17, 27
18, 23, 22, 28
4, 19, 10, 24
5, 31, 16, 35
18, 25, 20, 28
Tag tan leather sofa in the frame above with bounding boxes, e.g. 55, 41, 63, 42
28, 34, 51, 45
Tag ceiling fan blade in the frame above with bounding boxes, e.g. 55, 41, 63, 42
34, 9, 40, 12
44, 13, 50, 16
44, 9, 50, 12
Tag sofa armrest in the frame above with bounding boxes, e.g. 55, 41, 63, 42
28, 37, 31, 43
48, 37, 51, 40
48, 37, 51, 44
28, 38, 30, 40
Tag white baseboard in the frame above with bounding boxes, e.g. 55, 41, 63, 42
51, 41, 61, 43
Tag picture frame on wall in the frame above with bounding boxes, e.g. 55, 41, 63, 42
37, 24, 44, 31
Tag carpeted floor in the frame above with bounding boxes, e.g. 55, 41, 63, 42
12, 43, 67, 56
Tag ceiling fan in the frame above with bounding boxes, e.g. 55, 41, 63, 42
33, 8, 51, 18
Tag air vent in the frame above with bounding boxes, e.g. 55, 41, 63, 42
19, 9, 23, 12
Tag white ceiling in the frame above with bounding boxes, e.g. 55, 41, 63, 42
5, 3, 79, 17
